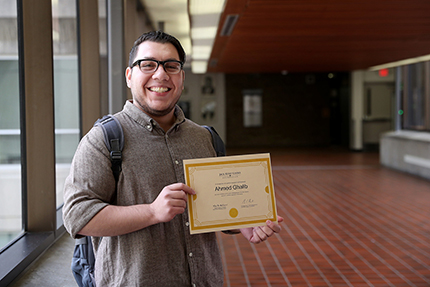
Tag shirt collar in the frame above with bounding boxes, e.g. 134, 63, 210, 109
123, 100, 186, 131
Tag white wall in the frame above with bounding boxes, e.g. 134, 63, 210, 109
350, 69, 395, 150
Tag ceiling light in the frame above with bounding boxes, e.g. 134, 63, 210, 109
142, 0, 191, 56
192, 46, 212, 60
189, 0, 225, 15
188, 0, 227, 73
192, 61, 208, 74
191, 27, 218, 39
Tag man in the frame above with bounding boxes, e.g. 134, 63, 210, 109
63, 31, 283, 286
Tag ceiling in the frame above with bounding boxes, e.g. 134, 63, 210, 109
142, 0, 430, 74
139, 0, 191, 54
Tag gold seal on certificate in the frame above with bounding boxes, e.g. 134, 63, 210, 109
183, 153, 277, 234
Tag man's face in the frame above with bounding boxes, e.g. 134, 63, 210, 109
125, 41, 185, 118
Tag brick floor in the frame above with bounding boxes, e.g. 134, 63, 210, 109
218, 148, 430, 287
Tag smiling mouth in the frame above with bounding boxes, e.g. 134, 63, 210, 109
148, 87, 170, 93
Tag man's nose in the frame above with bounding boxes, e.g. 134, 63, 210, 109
152, 64, 169, 81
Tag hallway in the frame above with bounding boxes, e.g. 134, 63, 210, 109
219, 148, 430, 286
11, 148, 430, 287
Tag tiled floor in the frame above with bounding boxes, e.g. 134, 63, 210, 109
218, 148, 430, 287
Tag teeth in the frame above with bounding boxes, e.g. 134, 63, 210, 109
149, 87, 169, 93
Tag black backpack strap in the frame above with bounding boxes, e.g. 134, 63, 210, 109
202, 125, 226, 157
94, 115, 124, 182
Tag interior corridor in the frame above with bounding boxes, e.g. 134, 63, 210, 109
219, 148, 430, 287
11, 148, 430, 287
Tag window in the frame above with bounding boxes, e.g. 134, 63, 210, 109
52, 0, 80, 208
1, 1, 104, 285
402, 62, 430, 131
0, 0, 22, 250
99, 0, 109, 115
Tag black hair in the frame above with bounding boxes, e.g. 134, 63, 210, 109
128, 31, 186, 67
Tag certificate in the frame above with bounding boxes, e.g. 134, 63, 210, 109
183, 153, 277, 234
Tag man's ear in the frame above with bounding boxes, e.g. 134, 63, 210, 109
125, 67, 132, 88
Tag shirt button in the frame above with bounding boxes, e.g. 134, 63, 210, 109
185, 222, 189, 226
175, 160, 180, 165
189, 252, 193, 257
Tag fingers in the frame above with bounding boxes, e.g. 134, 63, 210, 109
168, 183, 196, 195
253, 226, 269, 243
151, 183, 195, 223
160, 185, 190, 206
265, 219, 281, 233
164, 183, 196, 205
168, 197, 187, 208
249, 218, 283, 244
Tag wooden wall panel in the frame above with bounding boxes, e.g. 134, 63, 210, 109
209, 0, 430, 73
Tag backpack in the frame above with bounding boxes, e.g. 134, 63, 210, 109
71, 114, 225, 287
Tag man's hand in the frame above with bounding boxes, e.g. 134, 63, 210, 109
78, 183, 195, 237
150, 183, 195, 223
240, 216, 284, 244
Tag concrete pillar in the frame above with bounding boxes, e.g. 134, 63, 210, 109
78, 0, 101, 135
19, 0, 56, 231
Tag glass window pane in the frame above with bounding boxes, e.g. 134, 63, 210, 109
99, 0, 108, 115
0, 0, 23, 249
52, 0, 80, 208
403, 62, 427, 130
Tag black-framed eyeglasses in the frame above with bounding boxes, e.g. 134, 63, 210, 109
131, 59, 183, 75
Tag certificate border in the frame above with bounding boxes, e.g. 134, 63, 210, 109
184, 154, 277, 234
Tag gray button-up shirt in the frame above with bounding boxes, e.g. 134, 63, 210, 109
63, 101, 223, 286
